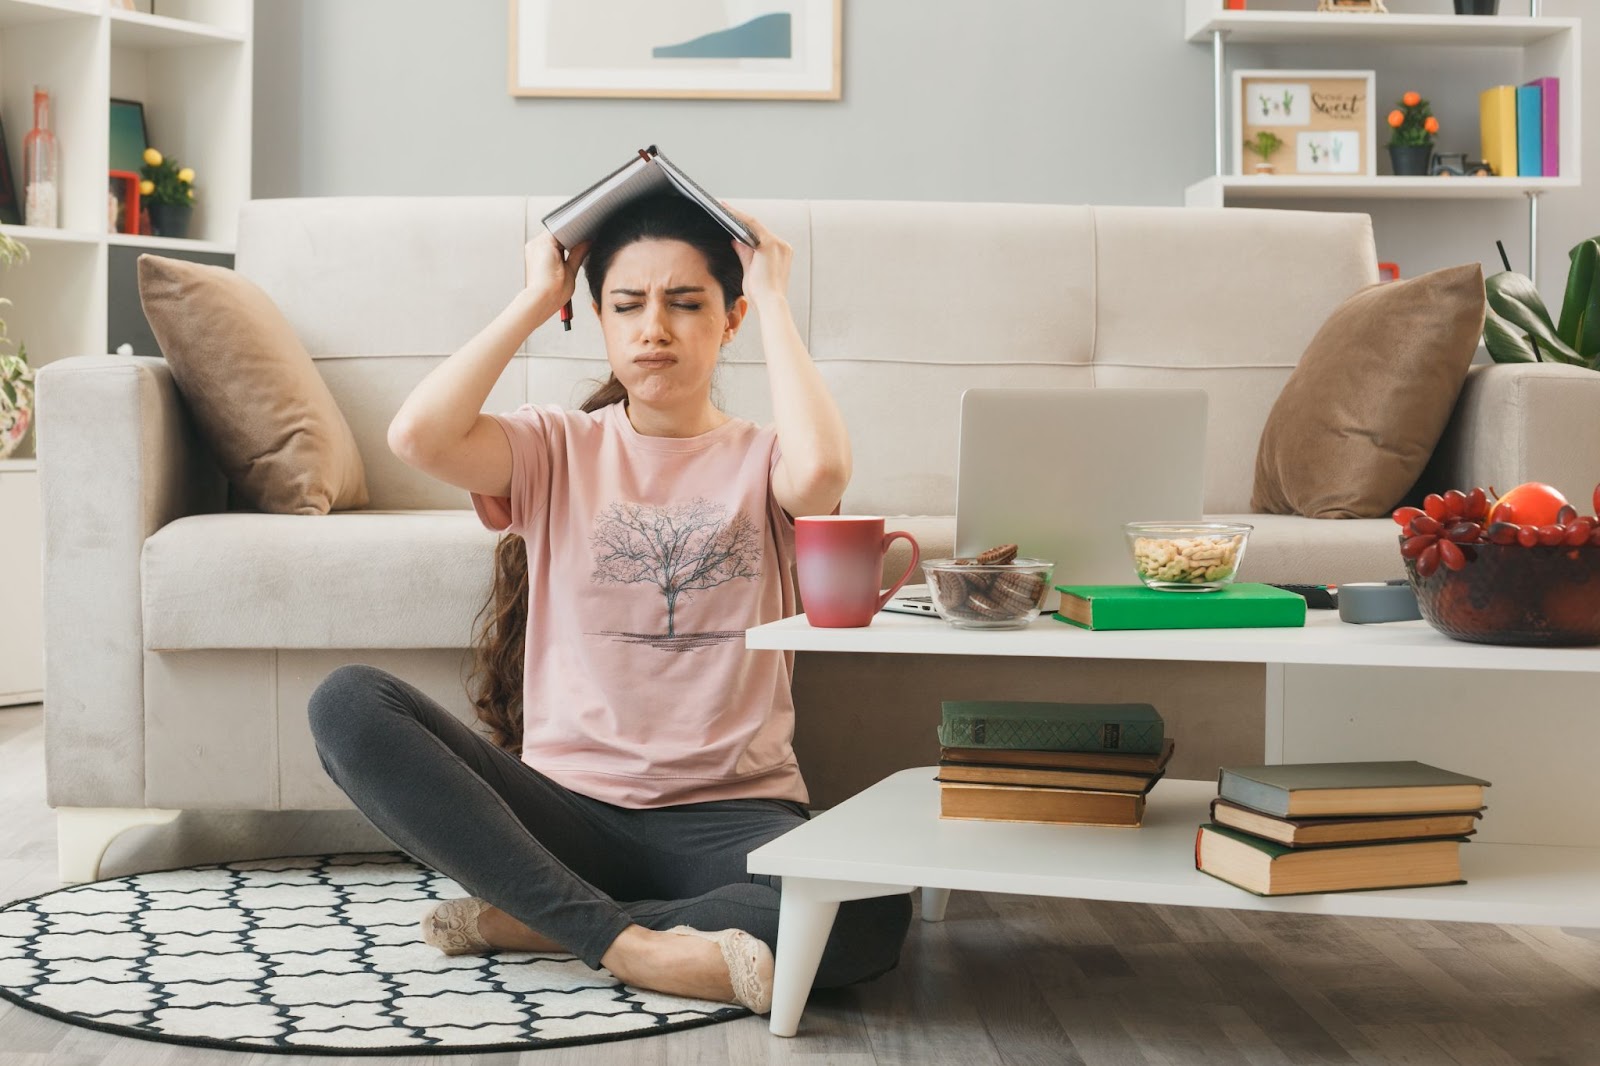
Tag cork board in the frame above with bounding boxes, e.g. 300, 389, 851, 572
1233, 69, 1377, 177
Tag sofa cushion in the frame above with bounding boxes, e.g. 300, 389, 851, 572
1208, 513, 1402, 585
142, 511, 498, 650
137, 254, 370, 515
1251, 263, 1486, 520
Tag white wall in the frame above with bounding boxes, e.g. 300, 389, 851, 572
253, 0, 1595, 304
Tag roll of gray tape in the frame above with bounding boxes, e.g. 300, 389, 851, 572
1338, 581, 1422, 624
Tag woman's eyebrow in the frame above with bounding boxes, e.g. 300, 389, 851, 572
608, 286, 707, 296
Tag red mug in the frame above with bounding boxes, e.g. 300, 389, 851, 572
795, 516, 920, 628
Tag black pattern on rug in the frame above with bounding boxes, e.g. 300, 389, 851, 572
0, 852, 748, 1055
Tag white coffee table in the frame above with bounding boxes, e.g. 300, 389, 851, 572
743, 611, 1600, 1037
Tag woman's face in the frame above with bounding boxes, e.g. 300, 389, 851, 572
594, 238, 745, 412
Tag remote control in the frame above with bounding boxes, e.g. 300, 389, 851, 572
1269, 583, 1338, 610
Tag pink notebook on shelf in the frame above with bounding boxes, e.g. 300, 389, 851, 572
1526, 76, 1560, 177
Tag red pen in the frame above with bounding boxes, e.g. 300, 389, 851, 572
560, 300, 573, 331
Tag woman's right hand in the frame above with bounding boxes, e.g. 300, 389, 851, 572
523, 232, 590, 314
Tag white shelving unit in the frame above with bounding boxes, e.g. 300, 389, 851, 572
1183, 0, 1582, 284
0, 458, 42, 705
0, 0, 253, 463
0, 0, 250, 702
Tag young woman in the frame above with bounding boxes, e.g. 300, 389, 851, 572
308, 194, 913, 1014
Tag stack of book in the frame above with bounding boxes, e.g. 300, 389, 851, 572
1480, 78, 1559, 178
1195, 761, 1490, 896
936, 700, 1173, 828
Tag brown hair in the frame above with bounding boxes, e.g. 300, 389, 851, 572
466, 193, 742, 752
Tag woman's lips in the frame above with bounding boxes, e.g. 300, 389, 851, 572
633, 355, 677, 367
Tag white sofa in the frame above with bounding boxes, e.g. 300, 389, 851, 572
37, 197, 1600, 882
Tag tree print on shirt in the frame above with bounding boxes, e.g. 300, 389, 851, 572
590, 497, 763, 650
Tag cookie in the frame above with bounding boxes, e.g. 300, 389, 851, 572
977, 543, 1018, 566
932, 568, 980, 609
989, 570, 1046, 613
963, 588, 1015, 619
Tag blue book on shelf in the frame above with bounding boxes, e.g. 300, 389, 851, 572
1516, 83, 1543, 177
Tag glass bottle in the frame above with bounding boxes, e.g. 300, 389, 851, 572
23, 86, 60, 229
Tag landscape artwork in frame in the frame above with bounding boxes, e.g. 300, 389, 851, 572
509, 0, 841, 99
1233, 69, 1376, 177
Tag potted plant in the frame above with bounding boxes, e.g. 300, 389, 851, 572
0, 225, 33, 461
1387, 91, 1438, 176
1244, 130, 1284, 174
139, 147, 196, 239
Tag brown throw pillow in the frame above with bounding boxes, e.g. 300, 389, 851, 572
138, 254, 369, 514
1251, 263, 1485, 519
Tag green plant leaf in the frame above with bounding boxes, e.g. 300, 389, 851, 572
0, 377, 14, 407
1484, 269, 1585, 364
1557, 237, 1600, 360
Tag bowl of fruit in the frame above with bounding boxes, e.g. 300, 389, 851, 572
1395, 481, 1600, 646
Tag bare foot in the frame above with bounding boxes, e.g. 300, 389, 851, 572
600, 925, 735, 1003
477, 905, 567, 953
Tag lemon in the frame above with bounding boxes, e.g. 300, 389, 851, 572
139, 180, 154, 195
177, 168, 194, 184
143, 148, 163, 167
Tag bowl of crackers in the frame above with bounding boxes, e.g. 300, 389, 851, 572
922, 544, 1055, 629
1124, 521, 1252, 591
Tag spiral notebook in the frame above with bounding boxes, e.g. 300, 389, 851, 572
541, 145, 758, 250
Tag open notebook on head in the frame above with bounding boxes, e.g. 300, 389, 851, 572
543, 145, 758, 251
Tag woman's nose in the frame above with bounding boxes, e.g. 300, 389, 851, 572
638, 302, 671, 342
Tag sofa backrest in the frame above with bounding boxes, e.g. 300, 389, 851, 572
236, 198, 1375, 515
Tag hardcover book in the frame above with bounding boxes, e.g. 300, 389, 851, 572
1526, 76, 1560, 176
1210, 798, 1482, 848
939, 738, 1176, 775
940, 781, 1150, 828
541, 145, 757, 250
1052, 583, 1306, 631
1479, 85, 1519, 178
937, 701, 1164, 754
937, 763, 1164, 794
1217, 762, 1490, 819
1195, 823, 1467, 896
1516, 82, 1543, 177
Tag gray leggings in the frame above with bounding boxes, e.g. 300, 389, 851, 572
307, 663, 912, 989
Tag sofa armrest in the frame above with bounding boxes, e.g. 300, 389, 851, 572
1424, 363, 1600, 506
35, 355, 226, 808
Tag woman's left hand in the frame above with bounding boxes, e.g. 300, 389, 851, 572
722, 202, 791, 308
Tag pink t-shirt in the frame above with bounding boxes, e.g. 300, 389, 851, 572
470, 400, 807, 809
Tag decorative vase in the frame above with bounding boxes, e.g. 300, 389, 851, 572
1389, 144, 1433, 176
147, 202, 193, 239
1453, 0, 1498, 14
1253, 162, 1275, 174
0, 379, 33, 461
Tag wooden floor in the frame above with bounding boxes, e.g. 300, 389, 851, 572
4, 702, 1600, 1066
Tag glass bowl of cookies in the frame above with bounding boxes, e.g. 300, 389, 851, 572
1124, 522, 1252, 591
922, 544, 1055, 629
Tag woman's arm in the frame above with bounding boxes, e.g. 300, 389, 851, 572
725, 206, 851, 518
387, 234, 587, 496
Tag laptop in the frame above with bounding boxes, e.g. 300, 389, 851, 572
884, 388, 1209, 616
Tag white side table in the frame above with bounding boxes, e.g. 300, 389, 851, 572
745, 612, 1600, 1036
0, 459, 43, 705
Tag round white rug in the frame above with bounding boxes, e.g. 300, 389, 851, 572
0, 852, 750, 1054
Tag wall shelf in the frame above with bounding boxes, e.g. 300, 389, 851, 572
1186, 9, 1576, 47
1186, 174, 1580, 206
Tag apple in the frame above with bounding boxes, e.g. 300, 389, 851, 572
1486, 482, 1570, 528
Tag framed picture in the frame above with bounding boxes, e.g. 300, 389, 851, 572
109, 170, 141, 235
1234, 69, 1375, 177
109, 98, 150, 175
508, 0, 841, 99
0, 116, 19, 226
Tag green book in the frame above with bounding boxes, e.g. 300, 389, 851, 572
1195, 822, 1469, 896
1218, 761, 1491, 819
937, 701, 1163, 754
1053, 583, 1306, 631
